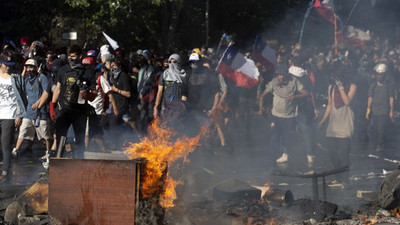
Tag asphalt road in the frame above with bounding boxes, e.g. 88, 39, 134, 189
0, 116, 399, 218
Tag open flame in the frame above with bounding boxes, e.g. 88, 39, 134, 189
261, 182, 274, 203
395, 206, 400, 217
124, 119, 207, 208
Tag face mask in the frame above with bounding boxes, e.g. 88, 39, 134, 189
27, 70, 38, 85
190, 63, 198, 69
169, 61, 181, 72
69, 58, 82, 69
111, 68, 122, 79
26, 70, 38, 78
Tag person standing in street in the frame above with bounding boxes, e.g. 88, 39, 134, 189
258, 64, 308, 163
50, 45, 96, 158
319, 61, 357, 184
0, 51, 25, 181
366, 63, 394, 152
12, 59, 52, 159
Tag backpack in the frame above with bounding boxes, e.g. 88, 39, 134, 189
142, 71, 161, 103
63, 69, 84, 105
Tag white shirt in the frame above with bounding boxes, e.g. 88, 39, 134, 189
0, 76, 17, 119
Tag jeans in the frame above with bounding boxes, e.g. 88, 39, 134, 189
373, 115, 389, 147
56, 108, 87, 158
327, 137, 350, 182
297, 112, 313, 155
269, 116, 297, 156
0, 119, 16, 172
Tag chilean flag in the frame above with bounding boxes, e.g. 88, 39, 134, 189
313, 0, 341, 28
252, 36, 277, 70
216, 46, 259, 89
339, 25, 370, 47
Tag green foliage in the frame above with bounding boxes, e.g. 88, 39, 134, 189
0, 0, 310, 53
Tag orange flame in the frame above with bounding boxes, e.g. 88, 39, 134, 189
261, 182, 274, 203
125, 119, 208, 208
394, 206, 400, 217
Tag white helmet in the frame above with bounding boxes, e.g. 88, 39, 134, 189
375, 63, 387, 74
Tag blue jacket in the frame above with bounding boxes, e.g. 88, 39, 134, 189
10, 73, 27, 118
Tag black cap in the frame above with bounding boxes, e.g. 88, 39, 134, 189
51, 59, 64, 71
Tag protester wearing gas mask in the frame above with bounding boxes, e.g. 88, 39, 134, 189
12, 58, 52, 161
258, 64, 308, 164
50, 45, 96, 159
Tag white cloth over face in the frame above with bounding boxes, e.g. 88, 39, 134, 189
162, 53, 186, 83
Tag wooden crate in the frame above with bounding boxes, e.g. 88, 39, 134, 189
49, 158, 142, 225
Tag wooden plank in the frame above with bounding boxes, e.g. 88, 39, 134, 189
17, 177, 49, 215
271, 166, 349, 178
48, 158, 139, 225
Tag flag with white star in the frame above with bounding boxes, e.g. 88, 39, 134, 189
216, 46, 259, 89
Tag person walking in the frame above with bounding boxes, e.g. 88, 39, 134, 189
258, 64, 308, 163
50, 45, 96, 158
12, 59, 52, 159
0, 51, 25, 181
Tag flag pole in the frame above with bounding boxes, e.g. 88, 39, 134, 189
345, 0, 360, 25
216, 33, 225, 56
334, 14, 338, 54
299, 0, 316, 45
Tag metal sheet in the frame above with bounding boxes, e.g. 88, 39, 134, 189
49, 158, 139, 225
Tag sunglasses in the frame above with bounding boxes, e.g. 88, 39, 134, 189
168, 60, 178, 64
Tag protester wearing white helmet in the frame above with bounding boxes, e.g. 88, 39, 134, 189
366, 63, 394, 152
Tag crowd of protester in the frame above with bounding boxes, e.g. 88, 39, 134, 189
0, 33, 398, 184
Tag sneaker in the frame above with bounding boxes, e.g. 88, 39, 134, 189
0, 174, 7, 182
11, 148, 18, 159
307, 154, 314, 164
276, 153, 288, 163
42, 158, 49, 170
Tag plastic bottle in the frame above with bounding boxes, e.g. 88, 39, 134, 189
77, 81, 87, 104
35, 109, 41, 127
